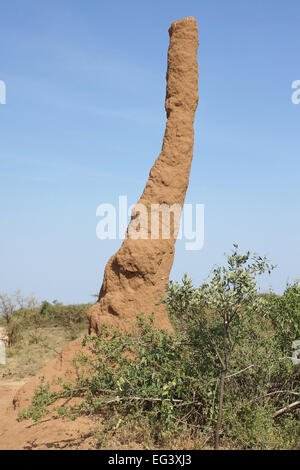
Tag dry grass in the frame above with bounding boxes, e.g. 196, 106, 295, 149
0, 325, 88, 381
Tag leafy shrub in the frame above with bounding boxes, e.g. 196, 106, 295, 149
7, 318, 23, 347
19, 377, 57, 422
38, 301, 90, 336
19, 248, 300, 449
266, 281, 300, 354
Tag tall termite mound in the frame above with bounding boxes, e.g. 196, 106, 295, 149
88, 16, 199, 333
11, 16, 199, 417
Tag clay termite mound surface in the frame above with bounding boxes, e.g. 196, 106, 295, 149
88, 15, 199, 334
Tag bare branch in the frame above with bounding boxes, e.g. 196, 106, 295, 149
225, 364, 256, 379
273, 401, 300, 418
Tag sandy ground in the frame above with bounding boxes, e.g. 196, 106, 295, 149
0, 380, 27, 418
0, 327, 99, 449
0, 378, 99, 450
0, 338, 100, 450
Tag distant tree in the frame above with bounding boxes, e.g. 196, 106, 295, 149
0, 291, 38, 346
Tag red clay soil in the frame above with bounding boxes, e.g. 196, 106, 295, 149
0, 16, 199, 449
0, 341, 98, 450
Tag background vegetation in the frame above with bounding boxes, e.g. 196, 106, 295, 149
0, 295, 90, 379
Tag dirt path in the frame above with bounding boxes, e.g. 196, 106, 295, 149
0, 378, 98, 450
0, 380, 27, 414
0, 335, 100, 450
0, 380, 27, 448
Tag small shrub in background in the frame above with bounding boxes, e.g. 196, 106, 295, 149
0, 291, 38, 346
266, 281, 300, 354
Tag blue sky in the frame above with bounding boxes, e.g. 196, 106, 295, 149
0, 0, 299, 304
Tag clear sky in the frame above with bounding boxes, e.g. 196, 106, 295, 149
0, 0, 299, 304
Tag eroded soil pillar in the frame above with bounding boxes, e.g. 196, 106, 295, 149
88, 16, 199, 333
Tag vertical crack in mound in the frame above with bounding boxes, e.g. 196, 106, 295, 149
88, 16, 199, 334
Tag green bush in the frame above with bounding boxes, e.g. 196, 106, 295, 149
19, 248, 299, 449
266, 281, 300, 354
7, 318, 23, 347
